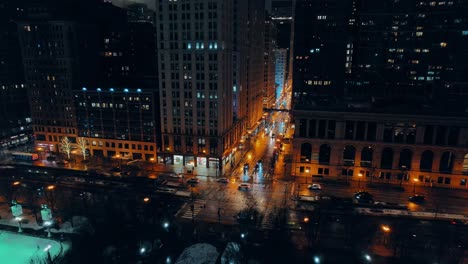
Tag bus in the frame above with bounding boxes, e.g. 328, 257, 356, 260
11, 152, 39, 161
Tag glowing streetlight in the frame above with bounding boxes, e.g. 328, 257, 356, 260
412, 178, 419, 195
149, 157, 155, 171
303, 217, 310, 223
381, 225, 391, 233
47, 185, 55, 190
13, 181, 21, 186
143, 197, 150, 203
358, 173, 363, 188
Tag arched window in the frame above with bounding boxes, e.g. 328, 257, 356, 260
380, 147, 393, 169
419, 150, 433, 171
463, 154, 468, 173
439, 151, 455, 173
342, 145, 356, 166
319, 144, 331, 164
300, 143, 312, 162
361, 147, 373, 167
399, 149, 413, 169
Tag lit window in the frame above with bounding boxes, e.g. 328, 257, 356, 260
416, 32, 423, 37
440, 42, 447, 48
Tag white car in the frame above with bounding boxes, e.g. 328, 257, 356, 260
308, 184, 322, 190
238, 183, 251, 190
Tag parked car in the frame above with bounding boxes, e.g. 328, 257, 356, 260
217, 178, 229, 183
187, 178, 200, 184
353, 191, 374, 203
238, 183, 251, 190
308, 184, 322, 190
409, 195, 425, 203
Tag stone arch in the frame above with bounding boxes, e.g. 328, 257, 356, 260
361, 146, 373, 167
342, 145, 356, 166
300, 143, 312, 162
380, 147, 394, 169
399, 149, 413, 169
439, 151, 455, 173
419, 150, 433, 171
319, 144, 331, 164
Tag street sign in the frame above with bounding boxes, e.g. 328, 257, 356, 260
41, 208, 52, 221
11, 204, 23, 217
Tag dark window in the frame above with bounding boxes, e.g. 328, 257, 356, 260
361, 147, 373, 167
423, 125, 434, 144
399, 149, 413, 169
383, 126, 393, 142
300, 143, 312, 162
327, 120, 336, 139
319, 144, 331, 164
447, 127, 459, 146
308, 120, 316, 137
437, 177, 443, 184
345, 121, 354, 140
444, 177, 451, 184
318, 120, 326, 138
342, 145, 356, 166
461, 179, 466, 186
324, 168, 329, 175
419, 150, 433, 171
318, 168, 323, 174
380, 148, 394, 169
36, 134, 46, 141
355, 121, 365, 140
299, 119, 307, 137
435, 126, 447, 145
439, 151, 455, 173
366, 122, 376, 141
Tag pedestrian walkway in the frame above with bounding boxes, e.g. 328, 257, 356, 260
179, 199, 206, 220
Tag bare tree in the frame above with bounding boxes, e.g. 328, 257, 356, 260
77, 137, 88, 160
60, 136, 73, 159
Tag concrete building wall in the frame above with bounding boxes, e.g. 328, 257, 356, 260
292, 110, 468, 189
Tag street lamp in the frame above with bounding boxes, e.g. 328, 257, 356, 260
358, 173, 363, 188
381, 224, 391, 233
412, 178, 419, 195
149, 157, 155, 171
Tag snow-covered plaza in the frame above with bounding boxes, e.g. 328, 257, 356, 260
0, 231, 70, 264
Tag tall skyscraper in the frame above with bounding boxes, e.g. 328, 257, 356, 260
292, 0, 353, 106
263, 15, 277, 108
155, 0, 265, 171
16, 1, 100, 152
275, 48, 287, 107
0, 2, 32, 148
346, 0, 468, 112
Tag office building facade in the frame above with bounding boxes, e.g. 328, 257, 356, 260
263, 16, 277, 108
155, 0, 265, 171
74, 87, 157, 160
292, 110, 468, 189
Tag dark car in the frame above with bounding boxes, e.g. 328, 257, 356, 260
353, 191, 374, 203
409, 195, 425, 203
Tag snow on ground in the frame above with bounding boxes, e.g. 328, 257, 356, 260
175, 243, 218, 264
0, 231, 70, 264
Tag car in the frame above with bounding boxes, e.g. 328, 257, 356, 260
238, 183, 251, 190
308, 184, 322, 190
257, 160, 262, 164
353, 191, 374, 203
217, 178, 229, 183
111, 166, 121, 172
187, 178, 200, 184
244, 163, 249, 169
409, 195, 425, 203
271, 133, 276, 138
56, 160, 69, 165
